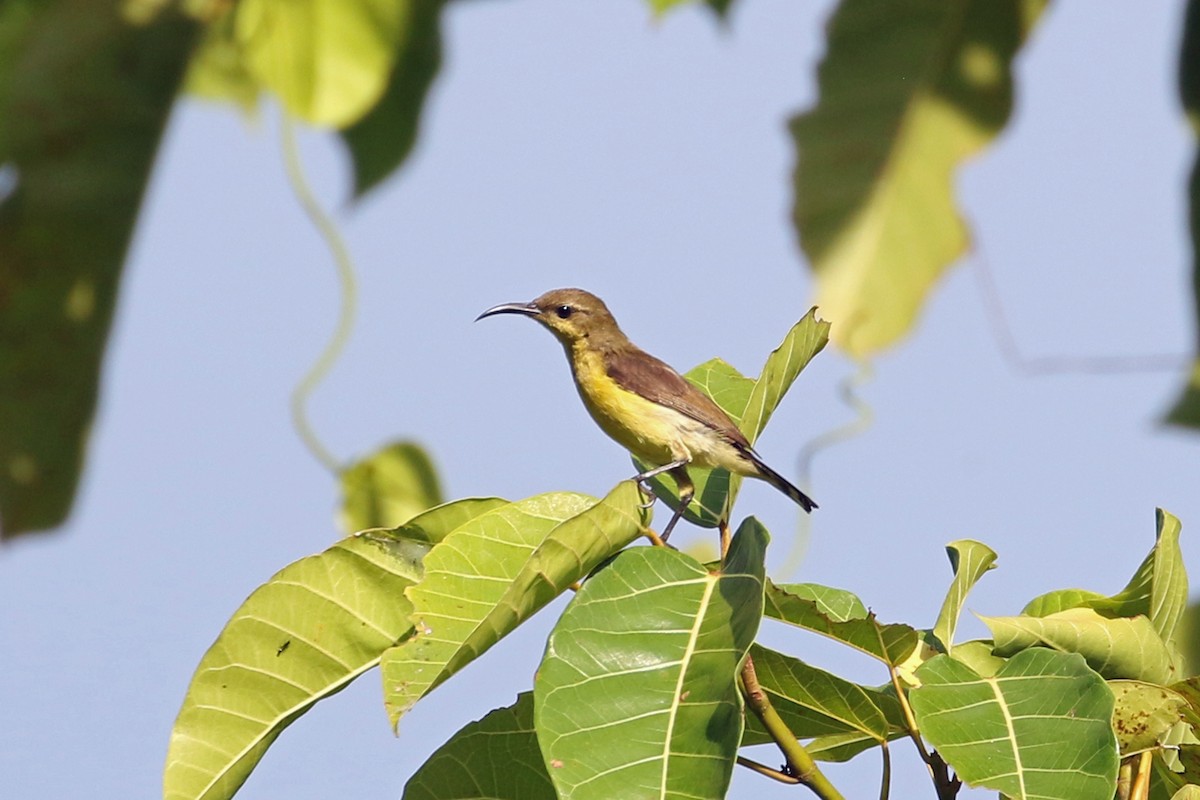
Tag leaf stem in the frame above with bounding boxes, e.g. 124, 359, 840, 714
740, 654, 845, 800
1131, 751, 1152, 800
878, 739, 890, 800
280, 115, 357, 474
1116, 758, 1132, 800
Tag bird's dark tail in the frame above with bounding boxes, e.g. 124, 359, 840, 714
741, 448, 817, 512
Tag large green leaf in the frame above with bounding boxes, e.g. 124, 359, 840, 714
983, 608, 1180, 684
1168, 0, 1200, 429
740, 644, 903, 747
910, 649, 1118, 800
381, 483, 649, 726
1024, 509, 1187, 653
932, 540, 998, 652
339, 440, 442, 532
535, 517, 768, 800
402, 693, 555, 800
164, 497, 505, 800
763, 581, 919, 666
637, 311, 829, 529
791, 0, 1045, 357
341, 0, 443, 196
0, 2, 198, 538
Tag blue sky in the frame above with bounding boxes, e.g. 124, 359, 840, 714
1, 2, 1196, 798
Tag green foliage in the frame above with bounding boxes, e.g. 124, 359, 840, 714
402, 693, 556, 800
911, 649, 1119, 800
791, 0, 1046, 357
931, 539, 998, 652
534, 517, 767, 800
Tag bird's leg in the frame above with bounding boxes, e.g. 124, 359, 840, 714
659, 465, 694, 543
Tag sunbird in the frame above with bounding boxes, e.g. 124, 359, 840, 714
477, 288, 816, 541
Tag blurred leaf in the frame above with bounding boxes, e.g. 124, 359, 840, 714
234, 0, 405, 127
932, 540, 998, 652
1173, 787, 1200, 800
535, 517, 768, 800
402, 693, 555, 800
1110, 681, 1190, 755
740, 644, 904, 747
342, 0, 443, 196
0, 2, 198, 538
382, 483, 649, 726
911, 649, 1118, 800
1023, 510, 1188, 653
164, 497, 504, 800
763, 580, 919, 666
791, 0, 1045, 357
636, 311, 828, 529
184, 7, 259, 112
1169, 0, 1200, 430
983, 608, 1179, 684
339, 440, 442, 532
647, 0, 737, 16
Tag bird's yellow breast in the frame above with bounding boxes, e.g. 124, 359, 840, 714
566, 342, 746, 472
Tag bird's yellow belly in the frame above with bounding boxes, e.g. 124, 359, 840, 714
570, 347, 746, 473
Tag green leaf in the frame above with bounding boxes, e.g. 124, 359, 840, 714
791, 0, 1046, 357
1022, 510, 1188, 653
402, 693, 555, 800
0, 2, 198, 538
983, 608, 1180, 684
763, 580, 919, 666
932, 540, 998, 652
802, 729, 897, 763
947, 638, 1006, 678
1172, 787, 1200, 800
1110, 681, 1190, 756
739, 308, 830, 444
635, 311, 829, 529
773, 582, 869, 621
342, 0, 443, 196
163, 497, 504, 800
234, 0, 406, 127
339, 440, 443, 532
740, 644, 903, 747
910, 649, 1118, 800
382, 483, 649, 726
535, 517, 768, 800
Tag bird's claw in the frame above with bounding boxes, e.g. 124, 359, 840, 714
634, 479, 657, 508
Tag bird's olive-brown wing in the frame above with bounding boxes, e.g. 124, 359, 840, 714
604, 349, 751, 448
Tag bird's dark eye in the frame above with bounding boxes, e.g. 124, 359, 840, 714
556, 305, 573, 319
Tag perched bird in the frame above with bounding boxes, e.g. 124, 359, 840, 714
476, 288, 816, 541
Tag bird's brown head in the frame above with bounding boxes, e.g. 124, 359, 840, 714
476, 288, 627, 348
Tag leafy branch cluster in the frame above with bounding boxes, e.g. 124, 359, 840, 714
166, 313, 1200, 800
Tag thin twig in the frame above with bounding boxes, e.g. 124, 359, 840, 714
736, 756, 801, 784
740, 655, 845, 800
280, 116, 358, 474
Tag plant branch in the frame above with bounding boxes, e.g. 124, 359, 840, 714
740, 654, 845, 800
1116, 758, 1132, 800
1131, 751, 1152, 800
878, 739, 890, 800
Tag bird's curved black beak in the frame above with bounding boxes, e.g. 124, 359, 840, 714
475, 302, 539, 322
